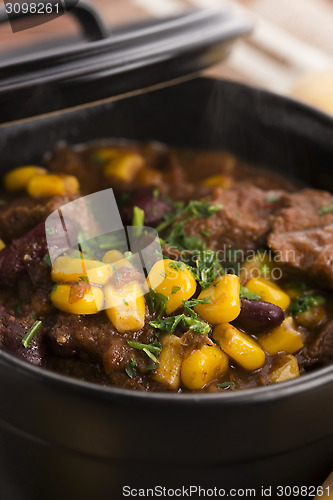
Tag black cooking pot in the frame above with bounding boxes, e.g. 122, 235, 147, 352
0, 77, 333, 500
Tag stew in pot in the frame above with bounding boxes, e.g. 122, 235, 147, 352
0, 142, 332, 393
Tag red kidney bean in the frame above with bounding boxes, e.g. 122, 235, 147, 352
0, 305, 46, 367
233, 298, 285, 332
0, 217, 78, 288
119, 188, 172, 227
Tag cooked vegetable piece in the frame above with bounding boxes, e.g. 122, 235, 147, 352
258, 316, 304, 355
153, 334, 183, 390
246, 277, 290, 310
194, 274, 240, 324
103, 153, 144, 182
268, 355, 300, 384
3, 166, 47, 192
105, 282, 145, 333
289, 294, 326, 317
295, 306, 326, 328
234, 299, 284, 332
27, 174, 79, 197
203, 174, 231, 188
213, 323, 266, 371
50, 283, 104, 315
181, 344, 228, 390
51, 256, 111, 285
147, 259, 196, 315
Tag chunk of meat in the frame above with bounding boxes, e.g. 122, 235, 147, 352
268, 189, 333, 286
0, 305, 45, 366
304, 319, 333, 366
120, 187, 172, 227
183, 186, 284, 252
0, 195, 77, 242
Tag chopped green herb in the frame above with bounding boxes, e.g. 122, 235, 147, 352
42, 253, 52, 266
147, 362, 159, 371
145, 288, 168, 320
22, 320, 42, 348
132, 206, 145, 227
259, 263, 270, 276
191, 250, 224, 289
123, 298, 129, 306
32, 313, 37, 320
51, 284, 58, 292
217, 381, 236, 389
127, 340, 161, 364
318, 205, 333, 215
289, 294, 326, 317
285, 281, 311, 294
160, 272, 167, 278
171, 286, 181, 295
153, 188, 160, 198
90, 152, 105, 167
79, 275, 89, 283
150, 312, 210, 336
201, 228, 211, 237
125, 357, 138, 378
183, 297, 211, 309
266, 194, 280, 203
239, 286, 261, 301
35, 208, 42, 215
156, 200, 222, 251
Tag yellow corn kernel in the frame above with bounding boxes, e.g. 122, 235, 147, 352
0, 239, 5, 251
146, 259, 196, 315
239, 252, 272, 284
51, 256, 112, 286
203, 175, 232, 189
50, 284, 104, 314
194, 274, 240, 324
153, 334, 183, 390
213, 323, 266, 371
295, 306, 326, 328
181, 344, 228, 391
102, 250, 125, 264
105, 282, 145, 333
4, 166, 47, 192
94, 148, 123, 161
103, 153, 144, 182
27, 173, 79, 197
268, 355, 300, 384
246, 277, 290, 310
258, 316, 304, 355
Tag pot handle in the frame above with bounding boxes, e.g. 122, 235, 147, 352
0, 0, 110, 41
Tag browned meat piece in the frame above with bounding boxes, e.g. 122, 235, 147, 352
304, 320, 333, 366
183, 186, 284, 252
0, 194, 77, 242
268, 189, 333, 286
0, 305, 45, 366
47, 145, 104, 195
47, 312, 151, 376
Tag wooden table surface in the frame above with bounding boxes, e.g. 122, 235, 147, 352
1, 0, 333, 97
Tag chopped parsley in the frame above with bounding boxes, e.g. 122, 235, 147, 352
289, 294, 326, 317
239, 286, 261, 301
285, 281, 311, 294
42, 253, 52, 266
127, 340, 162, 364
191, 250, 224, 289
90, 152, 106, 167
150, 311, 210, 336
22, 320, 42, 348
171, 286, 181, 295
201, 228, 211, 237
266, 194, 280, 203
125, 357, 138, 378
318, 205, 333, 215
217, 381, 236, 389
145, 288, 168, 320
156, 200, 222, 251
123, 298, 129, 306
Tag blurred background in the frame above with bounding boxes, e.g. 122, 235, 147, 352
1, 0, 333, 114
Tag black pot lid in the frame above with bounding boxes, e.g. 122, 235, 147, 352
0, 3, 253, 124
